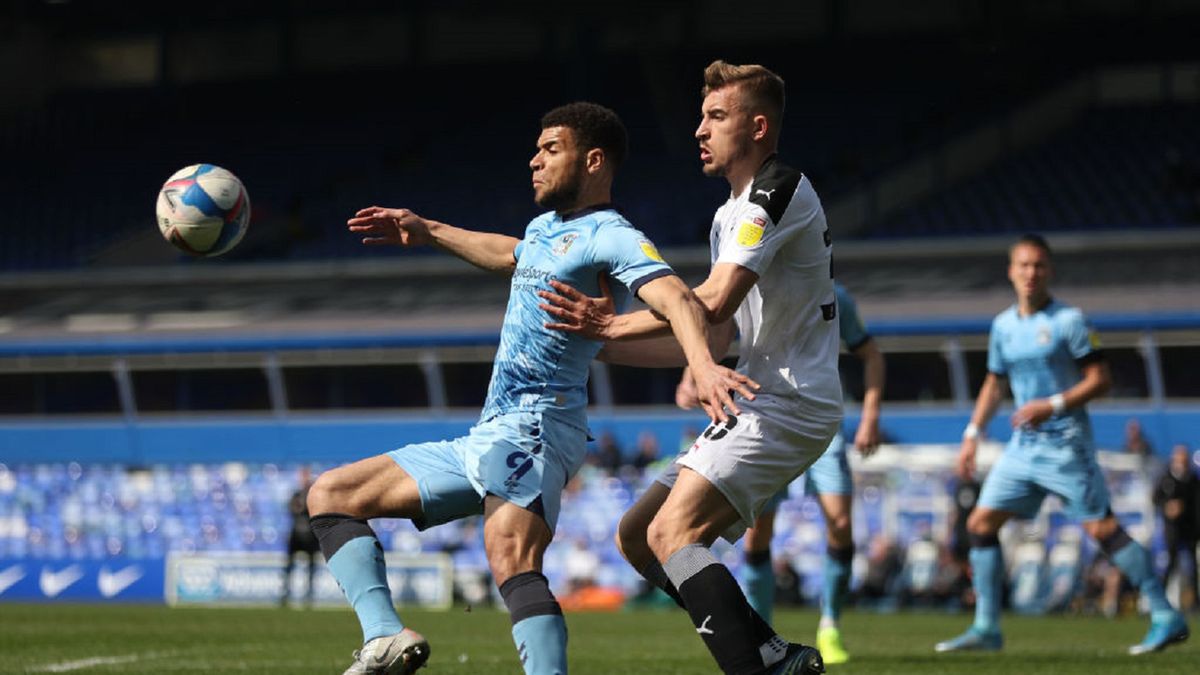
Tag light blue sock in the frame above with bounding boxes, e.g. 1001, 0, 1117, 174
512, 614, 568, 675
1111, 540, 1174, 615
822, 549, 852, 623
742, 554, 775, 624
970, 545, 1002, 634
326, 536, 404, 643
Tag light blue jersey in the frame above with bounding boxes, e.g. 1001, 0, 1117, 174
987, 299, 1101, 448
481, 206, 674, 428
836, 283, 870, 352
978, 298, 1109, 520
389, 206, 673, 533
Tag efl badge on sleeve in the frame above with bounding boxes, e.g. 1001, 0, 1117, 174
639, 239, 665, 262
737, 220, 764, 247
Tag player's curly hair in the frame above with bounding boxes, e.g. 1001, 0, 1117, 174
702, 60, 785, 122
541, 102, 628, 169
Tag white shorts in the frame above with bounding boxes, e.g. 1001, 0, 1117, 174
655, 408, 838, 542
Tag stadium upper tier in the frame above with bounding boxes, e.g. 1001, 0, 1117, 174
2, 48, 1139, 271
874, 105, 1200, 237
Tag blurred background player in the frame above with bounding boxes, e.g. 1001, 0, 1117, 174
935, 234, 1189, 655
309, 101, 755, 675
1154, 444, 1199, 612
724, 282, 884, 664
540, 60, 836, 675
281, 466, 319, 608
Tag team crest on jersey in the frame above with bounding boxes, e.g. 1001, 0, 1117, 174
639, 239, 665, 262
1037, 327, 1052, 345
552, 233, 579, 256
737, 220, 765, 247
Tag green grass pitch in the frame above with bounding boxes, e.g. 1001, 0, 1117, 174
0, 604, 1193, 674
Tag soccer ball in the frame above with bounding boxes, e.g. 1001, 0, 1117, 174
156, 164, 250, 257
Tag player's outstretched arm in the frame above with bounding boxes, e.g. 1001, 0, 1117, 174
634, 275, 758, 423
538, 276, 735, 366
540, 262, 758, 341
958, 372, 1005, 479
852, 338, 885, 456
347, 206, 519, 274
597, 319, 735, 368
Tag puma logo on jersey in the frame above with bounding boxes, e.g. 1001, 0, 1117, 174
696, 615, 715, 635
754, 188, 776, 199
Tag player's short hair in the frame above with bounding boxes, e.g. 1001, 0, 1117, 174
541, 102, 628, 169
1012, 233, 1052, 258
702, 60, 786, 122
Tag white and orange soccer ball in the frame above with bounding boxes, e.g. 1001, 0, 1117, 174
156, 164, 250, 257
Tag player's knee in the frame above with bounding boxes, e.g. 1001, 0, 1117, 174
306, 472, 336, 514
827, 514, 851, 543
965, 510, 997, 537
616, 512, 649, 562
646, 515, 690, 561
308, 470, 364, 516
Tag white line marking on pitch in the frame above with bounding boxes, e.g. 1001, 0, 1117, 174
28, 651, 169, 672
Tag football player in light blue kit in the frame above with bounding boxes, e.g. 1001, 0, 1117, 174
734, 282, 883, 664
936, 234, 1189, 655
309, 102, 757, 675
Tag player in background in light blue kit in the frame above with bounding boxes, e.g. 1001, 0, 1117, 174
308, 102, 757, 675
727, 283, 883, 664
935, 234, 1189, 655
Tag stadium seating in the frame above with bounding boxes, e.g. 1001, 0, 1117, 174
0, 448, 1162, 608
2, 47, 1117, 271
874, 105, 1200, 237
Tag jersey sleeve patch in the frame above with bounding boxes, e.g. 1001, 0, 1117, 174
639, 239, 665, 263
736, 218, 766, 247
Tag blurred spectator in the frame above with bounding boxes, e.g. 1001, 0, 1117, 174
857, 534, 904, 608
564, 538, 600, 593
1122, 418, 1154, 458
559, 539, 625, 612
592, 432, 624, 475
631, 432, 660, 472
281, 466, 319, 607
1153, 444, 1199, 610
1080, 555, 1133, 618
949, 478, 981, 564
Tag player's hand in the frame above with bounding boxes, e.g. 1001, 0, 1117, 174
689, 361, 758, 424
539, 276, 617, 340
347, 206, 433, 247
956, 437, 978, 480
1010, 399, 1053, 429
853, 416, 882, 457
675, 369, 700, 410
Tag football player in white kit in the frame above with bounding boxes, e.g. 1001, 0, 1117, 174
539, 60, 839, 675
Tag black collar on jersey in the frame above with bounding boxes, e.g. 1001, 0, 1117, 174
756, 153, 780, 176
559, 203, 617, 222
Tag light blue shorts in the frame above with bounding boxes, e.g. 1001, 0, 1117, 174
387, 411, 588, 533
978, 440, 1111, 522
764, 433, 852, 512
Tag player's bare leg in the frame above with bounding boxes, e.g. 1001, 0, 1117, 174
648, 468, 823, 675
935, 506, 1012, 653
616, 482, 684, 606
308, 456, 429, 674
1082, 515, 1190, 654
483, 495, 568, 675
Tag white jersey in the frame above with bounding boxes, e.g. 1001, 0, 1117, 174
710, 155, 843, 433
